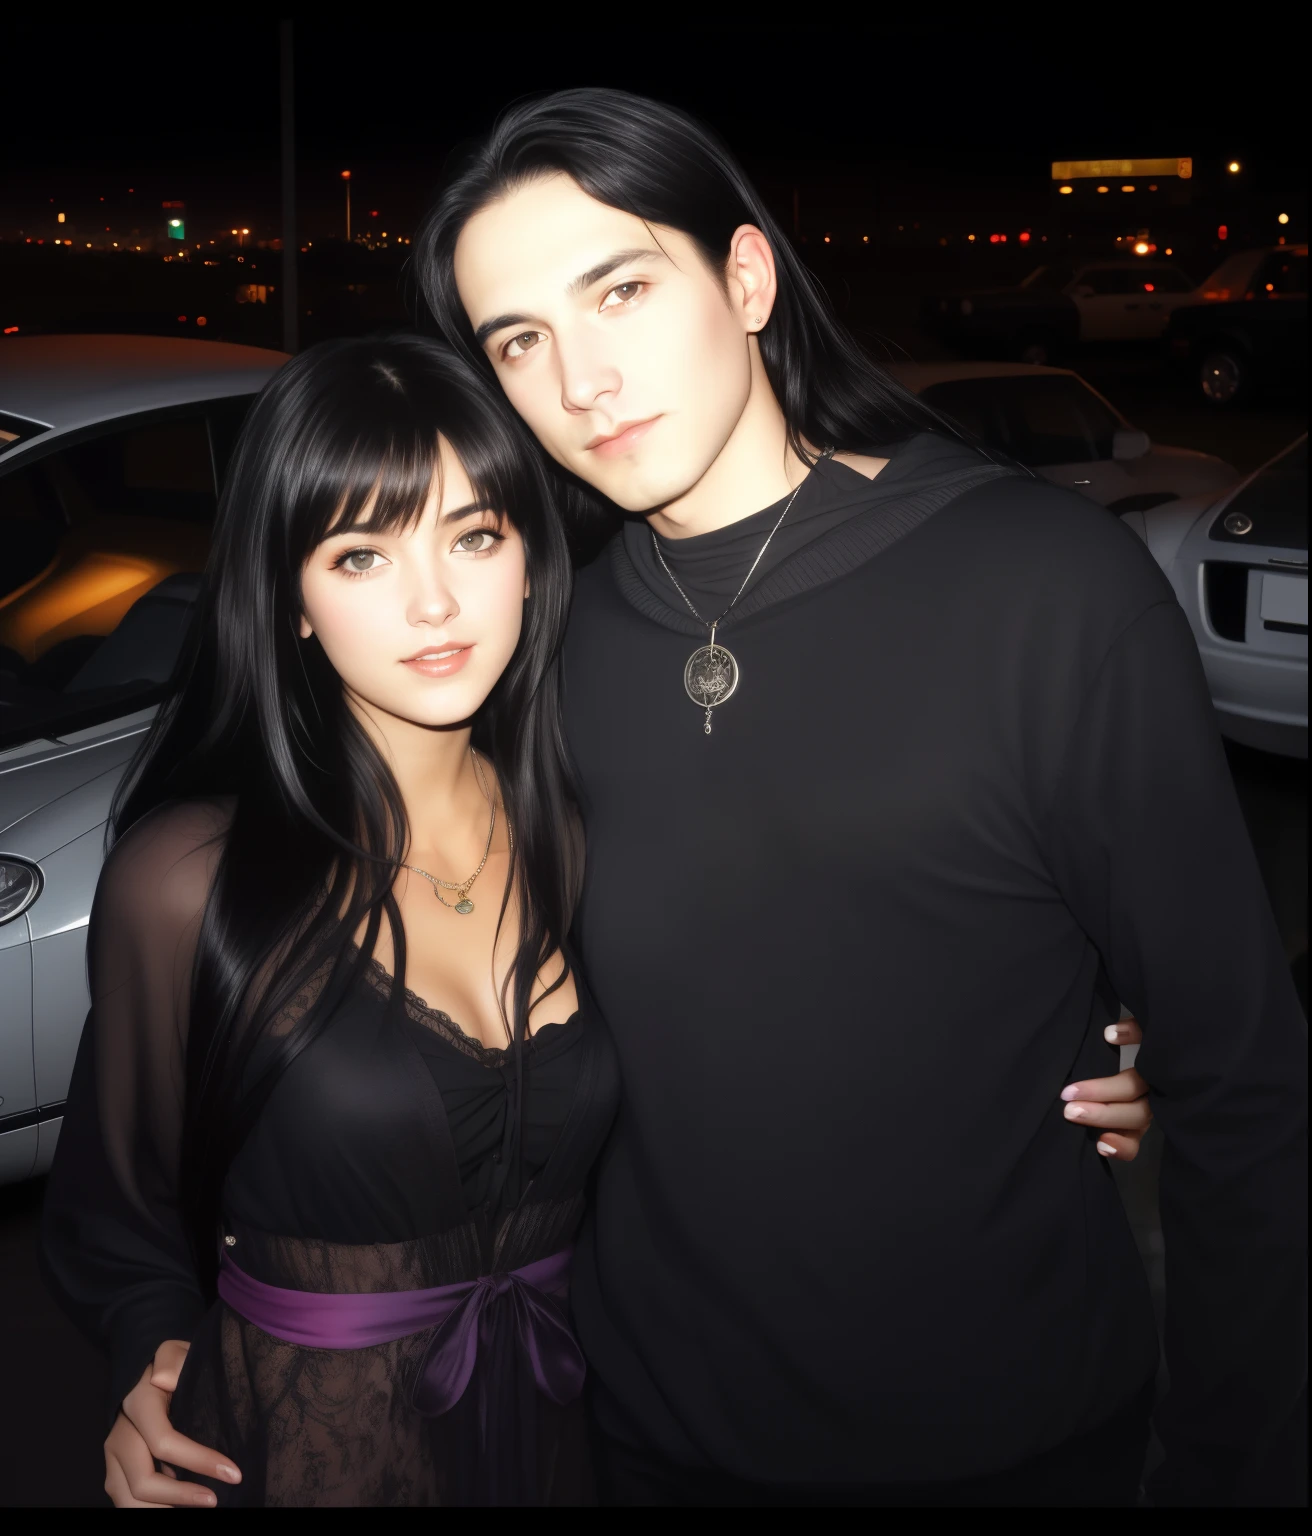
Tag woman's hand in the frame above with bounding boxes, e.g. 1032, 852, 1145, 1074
103, 1340, 241, 1508
1060, 1016, 1153, 1162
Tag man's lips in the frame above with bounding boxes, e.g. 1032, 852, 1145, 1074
401, 645, 472, 678
585, 417, 660, 458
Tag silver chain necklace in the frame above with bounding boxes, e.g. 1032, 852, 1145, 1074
650, 449, 830, 735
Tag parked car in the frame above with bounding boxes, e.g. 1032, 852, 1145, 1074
1166, 245, 1308, 406
0, 334, 285, 1184
921, 259, 1198, 364
1121, 435, 1307, 758
886, 361, 1238, 513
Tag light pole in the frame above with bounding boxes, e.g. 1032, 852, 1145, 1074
341, 170, 351, 242
280, 18, 298, 352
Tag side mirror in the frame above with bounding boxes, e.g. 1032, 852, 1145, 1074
1112, 428, 1151, 462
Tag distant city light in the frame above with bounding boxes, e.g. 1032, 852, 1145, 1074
1121, 185, 1135, 192
57, 212, 65, 223
371, 210, 379, 218
341, 169, 351, 180
1058, 185, 1073, 195
197, 316, 207, 326
1134, 241, 1150, 254
1143, 283, 1155, 291
169, 219, 182, 227
823, 235, 831, 243
1277, 212, 1290, 224
1227, 161, 1241, 173
1096, 186, 1109, 194
3, 326, 19, 335
1019, 231, 1031, 243
862, 235, 869, 242
1165, 247, 1173, 255
1217, 225, 1228, 240
967, 233, 976, 242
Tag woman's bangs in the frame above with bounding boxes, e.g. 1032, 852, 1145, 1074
316, 426, 446, 545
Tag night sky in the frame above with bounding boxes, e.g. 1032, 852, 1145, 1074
4, 23, 1302, 239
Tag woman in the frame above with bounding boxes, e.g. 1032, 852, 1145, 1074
40, 334, 619, 1506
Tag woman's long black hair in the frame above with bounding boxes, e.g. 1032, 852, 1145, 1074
112, 334, 579, 1287
414, 86, 968, 538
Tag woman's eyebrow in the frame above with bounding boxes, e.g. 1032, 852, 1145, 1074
472, 247, 667, 346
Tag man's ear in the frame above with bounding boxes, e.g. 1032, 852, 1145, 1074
725, 224, 779, 334
298, 615, 313, 639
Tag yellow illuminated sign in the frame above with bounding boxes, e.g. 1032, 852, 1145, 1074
1051, 158, 1192, 181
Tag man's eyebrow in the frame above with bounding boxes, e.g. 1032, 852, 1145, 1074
566, 247, 666, 296
472, 247, 667, 348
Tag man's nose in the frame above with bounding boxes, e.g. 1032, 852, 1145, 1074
557, 331, 621, 414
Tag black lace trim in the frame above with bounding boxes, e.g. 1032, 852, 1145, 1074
357, 954, 579, 1066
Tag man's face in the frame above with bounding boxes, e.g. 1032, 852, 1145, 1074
454, 174, 754, 514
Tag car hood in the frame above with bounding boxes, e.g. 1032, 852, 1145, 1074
0, 729, 144, 859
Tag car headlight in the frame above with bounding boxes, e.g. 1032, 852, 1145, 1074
0, 857, 43, 925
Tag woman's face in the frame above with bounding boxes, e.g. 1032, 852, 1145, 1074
299, 437, 528, 731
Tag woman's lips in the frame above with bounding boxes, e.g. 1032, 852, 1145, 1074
402, 646, 472, 678
587, 417, 659, 459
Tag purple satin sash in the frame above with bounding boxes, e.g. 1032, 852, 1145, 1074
217, 1247, 584, 1417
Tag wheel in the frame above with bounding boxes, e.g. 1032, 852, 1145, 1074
1198, 347, 1249, 407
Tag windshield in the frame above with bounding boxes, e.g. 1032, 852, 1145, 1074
0, 398, 251, 752
920, 373, 1121, 467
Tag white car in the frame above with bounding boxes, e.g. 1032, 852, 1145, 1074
0, 335, 286, 1184
1123, 435, 1308, 759
887, 361, 1239, 515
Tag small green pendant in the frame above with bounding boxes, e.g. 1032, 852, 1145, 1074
454, 898, 475, 915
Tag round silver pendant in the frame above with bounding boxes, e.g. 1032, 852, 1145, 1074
454, 898, 475, 915
684, 644, 739, 710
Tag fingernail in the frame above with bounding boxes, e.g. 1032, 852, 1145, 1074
1104, 1024, 1123, 1042
1060, 1084, 1080, 1101
203, 1493, 218, 1507
1097, 1142, 1116, 1156
1064, 1103, 1086, 1119
218, 1465, 241, 1483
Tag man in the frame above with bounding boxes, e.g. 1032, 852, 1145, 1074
419, 89, 1307, 1506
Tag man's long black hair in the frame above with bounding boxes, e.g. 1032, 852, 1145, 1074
414, 86, 966, 541
111, 335, 579, 1286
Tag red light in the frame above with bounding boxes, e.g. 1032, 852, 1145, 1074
1217, 225, 1228, 240
1143, 283, 1155, 292
3, 326, 19, 335
370, 210, 379, 218
1019, 231, 1031, 243
989, 233, 1000, 243
177, 315, 187, 322
197, 316, 207, 326
341, 169, 351, 180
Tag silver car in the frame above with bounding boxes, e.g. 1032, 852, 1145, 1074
0, 335, 285, 1183
1123, 435, 1308, 759
887, 360, 1239, 514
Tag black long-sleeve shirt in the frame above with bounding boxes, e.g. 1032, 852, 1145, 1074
563, 440, 1307, 1504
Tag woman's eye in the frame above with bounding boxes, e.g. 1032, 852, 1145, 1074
455, 529, 500, 554
601, 281, 643, 310
335, 548, 382, 576
503, 331, 542, 359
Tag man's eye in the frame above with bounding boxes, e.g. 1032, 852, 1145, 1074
455, 529, 501, 554
503, 331, 542, 359
601, 281, 643, 309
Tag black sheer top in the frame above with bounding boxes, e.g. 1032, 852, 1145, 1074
40, 802, 621, 1506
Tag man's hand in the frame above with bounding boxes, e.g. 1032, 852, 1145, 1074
1060, 1016, 1153, 1161
103, 1340, 241, 1508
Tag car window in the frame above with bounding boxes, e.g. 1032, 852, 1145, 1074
0, 407, 236, 752
1252, 253, 1308, 297
1147, 266, 1194, 293
1073, 268, 1136, 296
922, 375, 1120, 467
